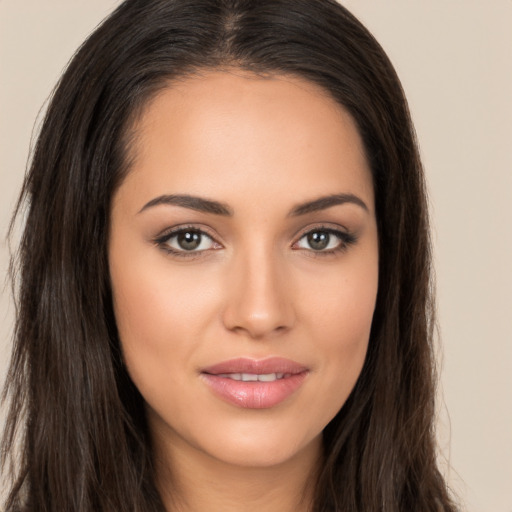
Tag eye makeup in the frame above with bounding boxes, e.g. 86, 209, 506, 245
153, 224, 223, 258
152, 222, 358, 259
293, 225, 357, 256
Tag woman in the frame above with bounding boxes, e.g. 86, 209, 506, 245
1, 0, 458, 510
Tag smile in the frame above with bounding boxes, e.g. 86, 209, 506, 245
216, 372, 289, 381
201, 358, 309, 409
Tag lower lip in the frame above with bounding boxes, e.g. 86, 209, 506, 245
201, 372, 308, 409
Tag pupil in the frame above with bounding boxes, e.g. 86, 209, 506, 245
177, 231, 201, 250
308, 231, 329, 250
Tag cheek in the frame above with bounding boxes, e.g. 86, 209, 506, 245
302, 245, 378, 344
299, 255, 378, 418
109, 251, 221, 395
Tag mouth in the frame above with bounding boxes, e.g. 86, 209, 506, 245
214, 372, 292, 382
200, 357, 309, 409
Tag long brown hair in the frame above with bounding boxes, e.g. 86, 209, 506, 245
2, 0, 458, 510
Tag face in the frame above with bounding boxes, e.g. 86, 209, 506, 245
109, 70, 379, 471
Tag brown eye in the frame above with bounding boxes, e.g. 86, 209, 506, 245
297, 230, 341, 251
164, 229, 216, 252
295, 228, 355, 253
176, 231, 202, 250
306, 231, 331, 250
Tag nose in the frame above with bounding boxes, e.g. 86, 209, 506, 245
221, 248, 296, 339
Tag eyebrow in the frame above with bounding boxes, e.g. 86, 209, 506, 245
139, 194, 233, 216
138, 192, 368, 217
289, 193, 369, 216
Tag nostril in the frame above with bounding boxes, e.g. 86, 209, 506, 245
224, 315, 293, 339
220, 262, 296, 338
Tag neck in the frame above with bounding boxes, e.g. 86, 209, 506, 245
153, 432, 321, 512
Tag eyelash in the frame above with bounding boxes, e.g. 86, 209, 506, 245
153, 225, 219, 259
153, 224, 357, 259
293, 226, 357, 256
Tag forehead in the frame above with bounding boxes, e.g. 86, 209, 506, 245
120, 69, 374, 214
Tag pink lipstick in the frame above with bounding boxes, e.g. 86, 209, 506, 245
200, 357, 309, 409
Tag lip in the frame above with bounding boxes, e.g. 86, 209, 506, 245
200, 357, 309, 409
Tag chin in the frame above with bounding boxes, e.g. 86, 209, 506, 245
193, 416, 323, 470
208, 442, 319, 472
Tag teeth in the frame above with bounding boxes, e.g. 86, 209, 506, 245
217, 372, 287, 382
258, 373, 276, 382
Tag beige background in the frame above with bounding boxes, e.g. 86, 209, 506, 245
1, 2, 511, 511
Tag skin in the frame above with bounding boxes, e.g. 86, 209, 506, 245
109, 69, 379, 512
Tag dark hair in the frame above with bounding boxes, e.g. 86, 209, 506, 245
2, 0, 458, 510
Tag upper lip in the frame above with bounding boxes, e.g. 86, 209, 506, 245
201, 357, 308, 375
